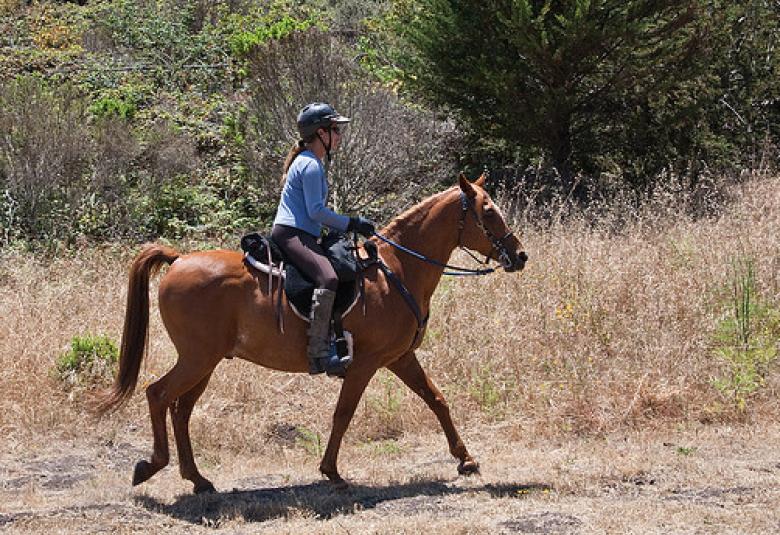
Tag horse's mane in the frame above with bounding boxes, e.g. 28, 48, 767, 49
380, 186, 458, 239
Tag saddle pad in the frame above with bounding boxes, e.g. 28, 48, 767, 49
243, 253, 359, 322
283, 263, 359, 319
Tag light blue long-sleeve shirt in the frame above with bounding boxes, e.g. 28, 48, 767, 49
272, 150, 350, 237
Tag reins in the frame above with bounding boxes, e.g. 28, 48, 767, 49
371, 191, 518, 277
372, 232, 495, 276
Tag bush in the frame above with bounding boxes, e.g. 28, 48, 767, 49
92, 0, 234, 91
55, 334, 119, 389
0, 76, 92, 245
711, 258, 780, 413
89, 94, 138, 120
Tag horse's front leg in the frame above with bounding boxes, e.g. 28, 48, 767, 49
388, 352, 479, 475
319, 365, 377, 488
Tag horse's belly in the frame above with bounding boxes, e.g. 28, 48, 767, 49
230, 299, 310, 373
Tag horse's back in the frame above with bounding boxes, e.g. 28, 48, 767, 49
159, 249, 253, 303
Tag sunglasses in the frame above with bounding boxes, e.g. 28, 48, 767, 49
330, 126, 342, 135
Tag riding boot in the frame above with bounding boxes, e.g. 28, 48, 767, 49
308, 288, 352, 377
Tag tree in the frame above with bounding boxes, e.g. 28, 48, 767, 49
384, 0, 706, 193
706, 1, 780, 169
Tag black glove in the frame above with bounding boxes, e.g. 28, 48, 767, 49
348, 216, 376, 237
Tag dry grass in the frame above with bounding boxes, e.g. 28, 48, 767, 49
0, 176, 779, 533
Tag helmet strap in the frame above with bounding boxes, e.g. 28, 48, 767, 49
316, 130, 332, 163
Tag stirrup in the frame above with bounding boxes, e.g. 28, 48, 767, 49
309, 352, 352, 378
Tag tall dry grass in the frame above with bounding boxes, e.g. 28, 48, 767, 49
0, 177, 778, 459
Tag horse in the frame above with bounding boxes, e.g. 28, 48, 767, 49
95, 174, 527, 493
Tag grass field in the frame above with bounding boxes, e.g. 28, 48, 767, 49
0, 176, 778, 533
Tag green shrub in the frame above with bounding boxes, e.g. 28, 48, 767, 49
55, 334, 119, 388
711, 258, 780, 412
468, 364, 515, 418
93, 0, 233, 91
229, 15, 321, 57
295, 426, 324, 457
89, 89, 139, 120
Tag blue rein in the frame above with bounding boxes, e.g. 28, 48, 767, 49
372, 232, 495, 276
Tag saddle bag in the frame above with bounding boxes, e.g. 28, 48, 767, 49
240, 233, 283, 264
321, 231, 359, 282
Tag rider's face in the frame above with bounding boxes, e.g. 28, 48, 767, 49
320, 125, 342, 150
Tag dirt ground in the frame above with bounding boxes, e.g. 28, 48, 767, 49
1, 421, 779, 534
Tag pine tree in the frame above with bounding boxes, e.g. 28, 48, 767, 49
386, 0, 705, 192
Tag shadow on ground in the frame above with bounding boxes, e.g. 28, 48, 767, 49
135, 480, 553, 524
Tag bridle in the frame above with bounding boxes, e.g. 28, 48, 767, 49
372, 191, 520, 276
457, 191, 518, 270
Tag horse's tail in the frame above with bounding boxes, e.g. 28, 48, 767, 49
93, 244, 180, 415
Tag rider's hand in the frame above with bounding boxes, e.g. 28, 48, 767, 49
348, 216, 376, 238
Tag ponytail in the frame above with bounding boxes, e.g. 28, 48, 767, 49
281, 140, 307, 184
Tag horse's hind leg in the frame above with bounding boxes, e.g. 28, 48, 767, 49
133, 360, 216, 488
388, 352, 479, 475
171, 372, 214, 494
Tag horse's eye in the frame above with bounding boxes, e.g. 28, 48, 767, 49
484, 206, 496, 217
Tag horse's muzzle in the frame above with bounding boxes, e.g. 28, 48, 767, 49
504, 251, 528, 273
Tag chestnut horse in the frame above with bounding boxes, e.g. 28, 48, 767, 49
96, 174, 527, 493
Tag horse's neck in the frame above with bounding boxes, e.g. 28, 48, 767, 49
378, 190, 460, 304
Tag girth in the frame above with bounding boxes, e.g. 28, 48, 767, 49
360, 241, 429, 352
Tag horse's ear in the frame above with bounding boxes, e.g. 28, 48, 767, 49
475, 172, 487, 188
459, 173, 477, 198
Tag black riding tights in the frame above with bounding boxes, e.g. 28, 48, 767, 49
270, 224, 338, 291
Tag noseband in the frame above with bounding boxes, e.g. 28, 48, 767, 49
457, 191, 517, 268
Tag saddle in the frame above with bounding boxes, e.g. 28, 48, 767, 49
240, 232, 359, 321
241, 231, 427, 356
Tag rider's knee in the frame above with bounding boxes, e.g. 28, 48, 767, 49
317, 273, 338, 291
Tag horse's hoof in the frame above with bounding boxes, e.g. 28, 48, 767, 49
194, 480, 216, 494
132, 460, 153, 486
457, 459, 480, 476
321, 468, 349, 490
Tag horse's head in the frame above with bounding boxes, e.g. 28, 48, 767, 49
456, 173, 528, 273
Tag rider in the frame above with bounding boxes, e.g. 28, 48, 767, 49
271, 102, 375, 376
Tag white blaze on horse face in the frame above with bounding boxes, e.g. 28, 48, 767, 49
483, 197, 521, 269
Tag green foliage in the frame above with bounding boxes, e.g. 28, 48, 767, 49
468, 364, 514, 417
93, 0, 234, 90
711, 258, 780, 412
229, 15, 321, 57
361, 438, 403, 456
295, 426, 324, 457
676, 446, 697, 456
0, 1, 452, 250
89, 93, 137, 120
387, 1, 704, 184
704, 1, 780, 165
368, 371, 403, 421
55, 334, 119, 387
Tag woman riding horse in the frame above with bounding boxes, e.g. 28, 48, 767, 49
96, 172, 527, 494
271, 102, 375, 377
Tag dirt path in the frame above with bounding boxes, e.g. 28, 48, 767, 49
2, 423, 779, 534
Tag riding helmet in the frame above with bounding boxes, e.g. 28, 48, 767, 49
297, 102, 350, 140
